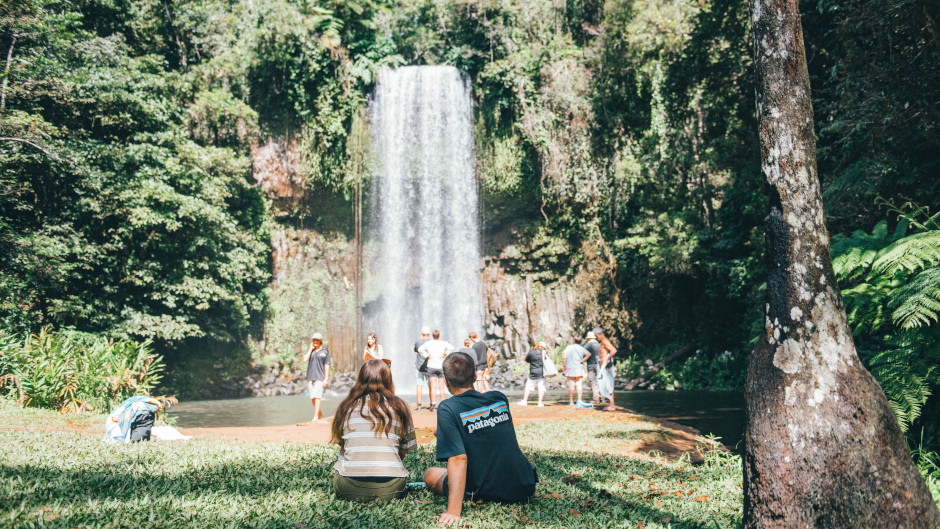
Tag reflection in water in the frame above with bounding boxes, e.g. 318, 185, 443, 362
168, 390, 745, 450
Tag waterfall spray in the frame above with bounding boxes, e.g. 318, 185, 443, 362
368, 65, 483, 389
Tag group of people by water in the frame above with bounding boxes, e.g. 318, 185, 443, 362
296, 326, 619, 524
300, 326, 621, 422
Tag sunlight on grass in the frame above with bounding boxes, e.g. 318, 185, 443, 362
1, 406, 744, 528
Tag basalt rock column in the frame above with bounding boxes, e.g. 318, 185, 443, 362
369, 66, 482, 386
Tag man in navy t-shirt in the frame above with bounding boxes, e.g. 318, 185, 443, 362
423, 352, 537, 525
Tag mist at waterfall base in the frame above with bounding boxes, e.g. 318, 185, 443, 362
366, 66, 483, 391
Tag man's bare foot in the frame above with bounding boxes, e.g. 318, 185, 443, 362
604, 406, 617, 411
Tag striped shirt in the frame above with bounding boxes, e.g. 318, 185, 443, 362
333, 408, 417, 478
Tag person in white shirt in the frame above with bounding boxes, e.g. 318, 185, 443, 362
418, 330, 455, 411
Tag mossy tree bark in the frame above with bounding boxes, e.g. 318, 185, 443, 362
743, 0, 940, 527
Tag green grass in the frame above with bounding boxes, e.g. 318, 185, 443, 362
1, 407, 743, 529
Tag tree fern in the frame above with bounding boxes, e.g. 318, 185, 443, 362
872, 230, 940, 277
832, 202, 940, 434
892, 267, 940, 329
863, 339, 939, 433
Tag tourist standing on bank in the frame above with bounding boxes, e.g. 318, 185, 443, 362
595, 327, 618, 411
458, 339, 477, 390
469, 332, 489, 392
519, 342, 546, 407
418, 330, 455, 411
414, 326, 431, 411
363, 332, 384, 362
302, 333, 331, 423
583, 331, 601, 402
330, 359, 417, 502
423, 352, 537, 525
563, 335, 591, 406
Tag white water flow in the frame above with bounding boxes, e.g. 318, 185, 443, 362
369, 65, 482, 389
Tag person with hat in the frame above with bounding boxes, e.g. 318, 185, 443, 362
583, 331, 601, 402
593, 327, 618, 411
302, 333, 331, 423
519, 342, 547, 407
414, 326, 432, 410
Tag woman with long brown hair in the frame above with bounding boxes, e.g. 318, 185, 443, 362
330, 359, 416, 502
362, 332, 384, 362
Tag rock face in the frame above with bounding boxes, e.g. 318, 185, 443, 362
238, 364, 357, 398
260, 227, 360, 370
480, 259, 577, 361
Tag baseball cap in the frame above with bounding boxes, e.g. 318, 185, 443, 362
537, 341, 546, 348
421, 326, 431, 335
585, 331, 596, 340
311, 333, 323, 340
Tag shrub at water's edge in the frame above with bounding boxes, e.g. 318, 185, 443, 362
0, 327, 164, 413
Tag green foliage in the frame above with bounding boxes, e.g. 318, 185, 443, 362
804, 0, 940, 233
0, 0, 270, 354
0, 327, 163, 413
832, 203, 940, 434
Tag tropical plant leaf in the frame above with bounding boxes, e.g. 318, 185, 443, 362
890, 267, 940, 330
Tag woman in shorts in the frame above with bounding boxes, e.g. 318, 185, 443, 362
563, 336, 591, 406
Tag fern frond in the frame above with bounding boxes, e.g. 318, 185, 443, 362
841, 278, 893, 334
891, 267, 940, 329
866, 347, 934, 433
871, 230, 940, 277
832, 221, 893, 282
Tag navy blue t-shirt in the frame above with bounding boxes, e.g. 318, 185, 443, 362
436, 390, 537, 503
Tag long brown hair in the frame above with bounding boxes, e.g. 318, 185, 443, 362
330, 359, 414, 444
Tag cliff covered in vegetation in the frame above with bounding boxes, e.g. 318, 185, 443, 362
1, 0, 938, 433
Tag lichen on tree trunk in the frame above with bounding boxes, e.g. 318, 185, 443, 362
743, 0, 940, 526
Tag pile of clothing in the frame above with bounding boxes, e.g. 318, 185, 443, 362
103, 396, 162, 444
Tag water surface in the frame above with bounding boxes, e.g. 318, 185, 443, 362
168, 390, 744, 449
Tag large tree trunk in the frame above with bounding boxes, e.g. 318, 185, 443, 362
743, 0, 940, 527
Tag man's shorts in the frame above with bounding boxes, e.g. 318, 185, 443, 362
427, 368, 445, 379
524, 377, 546, 392
416, 370, 430, 387
307, 380, 325, 399
437, 470, 475, 501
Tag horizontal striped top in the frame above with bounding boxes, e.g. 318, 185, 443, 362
333, 408, 416, 478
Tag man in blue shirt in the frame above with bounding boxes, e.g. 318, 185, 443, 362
423, 352, 537, 525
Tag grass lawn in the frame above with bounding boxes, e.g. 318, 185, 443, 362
1, 404, 744, 529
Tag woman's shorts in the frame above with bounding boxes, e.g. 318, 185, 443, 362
524, 377, 546, 392
307, 380, 325, 399
333, 471, 406, 502
427, 368, 445, 379
565, 367, 585, 378
475, 368, 489, 382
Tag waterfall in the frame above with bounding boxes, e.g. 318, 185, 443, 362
368, 65, 483, 388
